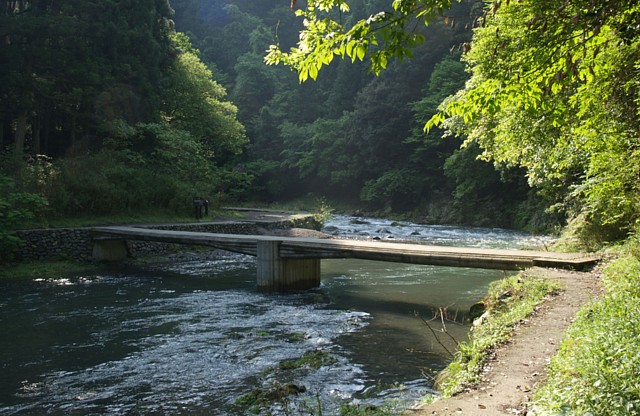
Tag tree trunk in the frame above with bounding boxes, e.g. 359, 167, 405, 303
14, 111, 27, 159
32, 113, 41, 155
42, 102, 51, 155
70, 113, 77, 149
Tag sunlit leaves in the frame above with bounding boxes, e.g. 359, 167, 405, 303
162, 33, 246, 157
265, 0, 460, 81
423, 0, 640, 231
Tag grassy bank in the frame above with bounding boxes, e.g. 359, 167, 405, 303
532, 239, 640, 415
434, 273, 562, 397
431, 228, 640, 414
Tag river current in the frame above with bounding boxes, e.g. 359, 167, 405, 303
0, 216, 552, 415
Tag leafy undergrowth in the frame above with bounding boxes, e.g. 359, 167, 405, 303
435, 273, 561, 397
532, 248, 640, 415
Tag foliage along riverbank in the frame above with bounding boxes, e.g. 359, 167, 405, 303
531, 236, 640, 415
432, 273, 562, 397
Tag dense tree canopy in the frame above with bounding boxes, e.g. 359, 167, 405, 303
0, 0, 246, 221
170, 0, 531, 225
433, 0, 640, 238
269, 0, 640, 237
1, 0, 176, 156
1, 0, 560, 232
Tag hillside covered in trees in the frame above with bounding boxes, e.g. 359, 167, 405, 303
171, 0, 546, 228
1, 0, 550, 242
266, 0, 640, 245
1, 0, 246, 243
3, 0, 639, 248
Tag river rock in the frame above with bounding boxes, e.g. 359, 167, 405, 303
473, 311, 491, 327
469, 302, 486, 321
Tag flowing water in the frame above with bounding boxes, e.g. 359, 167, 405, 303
0, 216, 552, 415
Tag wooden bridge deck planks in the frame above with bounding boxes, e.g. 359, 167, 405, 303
91, 226, 599, 271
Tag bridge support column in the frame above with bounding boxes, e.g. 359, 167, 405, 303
256, 240, 320, 292
92, 239, 129, 261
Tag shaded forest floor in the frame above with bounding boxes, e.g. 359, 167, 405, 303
411, 267, 602, 415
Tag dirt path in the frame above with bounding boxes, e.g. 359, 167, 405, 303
410, 267, 602, 415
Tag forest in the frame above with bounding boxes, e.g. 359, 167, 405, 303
1, 0, 556, 254
2, 0, 640, 245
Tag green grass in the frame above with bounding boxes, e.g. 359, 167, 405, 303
532, 249, 640, 415
435, 273, 562, 396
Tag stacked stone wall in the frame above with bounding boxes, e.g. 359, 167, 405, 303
16, 228, 94, 261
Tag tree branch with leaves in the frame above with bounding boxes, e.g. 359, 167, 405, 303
267, 0, 640, 239
265, 0, 461, 81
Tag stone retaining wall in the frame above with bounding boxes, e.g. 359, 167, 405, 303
15, 216, 318, 261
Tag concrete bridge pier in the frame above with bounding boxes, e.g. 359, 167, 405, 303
92, 239, 129, 261
256, 240, 321, 292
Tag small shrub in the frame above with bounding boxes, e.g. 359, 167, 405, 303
0, 173, 48, 261
312, 196, 334, 227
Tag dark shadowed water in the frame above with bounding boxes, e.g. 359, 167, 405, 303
0, 216, 552, 415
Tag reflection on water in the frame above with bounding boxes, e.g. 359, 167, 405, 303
0, 216, 547, 414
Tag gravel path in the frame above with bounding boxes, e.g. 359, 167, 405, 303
410, 267, 602, 415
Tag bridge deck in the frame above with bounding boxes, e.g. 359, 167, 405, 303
91, 226, 599, 271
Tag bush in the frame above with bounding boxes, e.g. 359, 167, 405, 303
0, 173, 48, 261
41, 123, 228, 217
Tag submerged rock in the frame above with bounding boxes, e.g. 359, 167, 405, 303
469, 302, 486, 321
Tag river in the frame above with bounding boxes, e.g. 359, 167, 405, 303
0, 215, 552, 415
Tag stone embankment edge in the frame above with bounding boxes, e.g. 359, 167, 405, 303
14, 213, 319, 262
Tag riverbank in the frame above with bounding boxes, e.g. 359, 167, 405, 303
412, 267, 602, 415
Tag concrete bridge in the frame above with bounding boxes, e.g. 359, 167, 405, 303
91, 226, 599, 292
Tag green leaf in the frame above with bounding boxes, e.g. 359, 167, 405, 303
309, 64, 319, 80
356, 44, 366, 61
